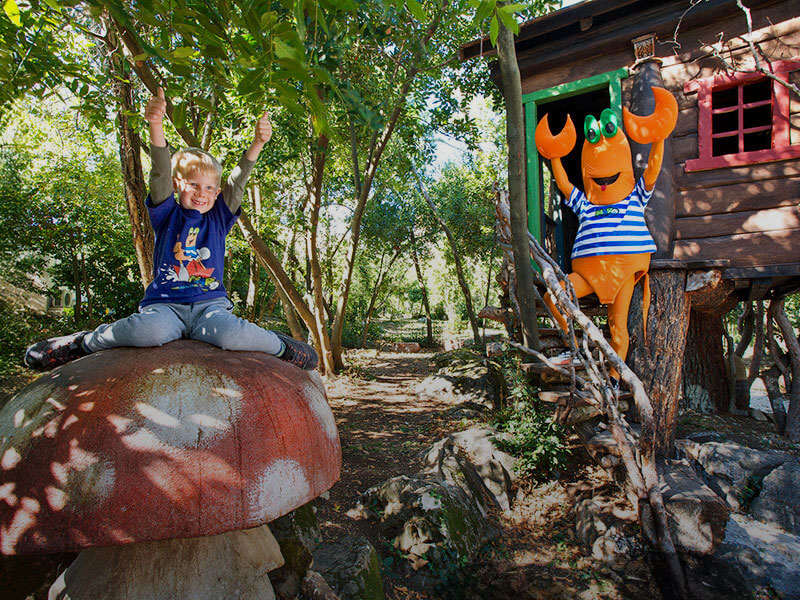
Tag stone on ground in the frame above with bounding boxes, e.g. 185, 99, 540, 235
348, 475, 493, 573
750, 461, 800, 535
676, 440, 793, 511
420, 427, 517, 512
685, 513, 800, 600
416, 351, 502, 409
654, 459, 729, 555
312, 536, 384, 600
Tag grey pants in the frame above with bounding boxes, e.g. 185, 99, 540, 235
83, 298, 283, 356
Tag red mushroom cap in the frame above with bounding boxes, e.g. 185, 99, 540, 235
0, 340, 341, 555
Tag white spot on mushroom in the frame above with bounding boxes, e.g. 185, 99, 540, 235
131, 364, 243, 448
249, 459, 310, 518
300, 380, 337, 441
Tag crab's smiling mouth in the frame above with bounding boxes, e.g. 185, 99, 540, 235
593, 173, 620, 187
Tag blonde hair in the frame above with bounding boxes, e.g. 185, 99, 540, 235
171, 148, 222, 185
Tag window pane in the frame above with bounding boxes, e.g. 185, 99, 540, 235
742, 79, 771, 104
712, 135, 739, 156
743, 104, 772, 129
712, 110, 738, 134
743, 129, 772, 152
712, 86, 738, 109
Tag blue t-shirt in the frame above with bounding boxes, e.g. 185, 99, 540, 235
140, 193, 241, 307
565, 177, 656, 259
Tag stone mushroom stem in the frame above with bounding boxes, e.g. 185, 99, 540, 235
48, 524, 285, 600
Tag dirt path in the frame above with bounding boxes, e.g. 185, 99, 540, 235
314, 351, 659, 600
316, 350, 449, 534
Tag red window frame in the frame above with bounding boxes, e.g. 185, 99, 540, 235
684, 59, 800, 171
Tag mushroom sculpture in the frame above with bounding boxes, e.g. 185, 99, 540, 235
0, 340, 341, 599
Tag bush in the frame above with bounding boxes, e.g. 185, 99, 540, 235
492, 353, 571, 481
0, 298, 74, 379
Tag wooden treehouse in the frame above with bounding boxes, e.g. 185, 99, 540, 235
462, 0, 800, 455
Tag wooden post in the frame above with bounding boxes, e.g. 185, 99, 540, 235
628, 58, 676, 259
627, 263, 690, 456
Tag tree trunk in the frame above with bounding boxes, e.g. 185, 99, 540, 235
409, 229, 433, 347
305, 137, 336, 375
412, 164, 481, 345
627, 267, 690, 456
104, 16, 154, 287
361, 248, 401, 348
71, 233, 82, 324
769, 298, 800, 441
237, 213, 316, 335
683, 309, 730, 413
246, 186, 262, 322
496, 11, 540, 351
736, 301, 754, 357
81, 252, 92, 317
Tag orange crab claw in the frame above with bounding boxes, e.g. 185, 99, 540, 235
535, 113, 577, 160
623, 86, 678, 145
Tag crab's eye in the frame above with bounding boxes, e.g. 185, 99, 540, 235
600, 109, 619, 138
584, 115, 601, 144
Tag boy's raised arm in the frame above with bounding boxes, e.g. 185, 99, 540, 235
223, 111, 272, 214
144, 88, 172, 204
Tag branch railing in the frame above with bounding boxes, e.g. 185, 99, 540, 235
495, 190, 687, 597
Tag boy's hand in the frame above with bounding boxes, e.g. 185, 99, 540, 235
253, 111, 272, 144
145, 87, 167, 124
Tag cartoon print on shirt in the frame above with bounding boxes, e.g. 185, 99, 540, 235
165, 226, 220, 290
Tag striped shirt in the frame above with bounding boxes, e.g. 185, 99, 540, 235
565, 177, 656, 259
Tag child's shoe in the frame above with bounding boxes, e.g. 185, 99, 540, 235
25, 331, 90, 371
275, 332, 319, 371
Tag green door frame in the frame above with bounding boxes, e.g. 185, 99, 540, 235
523, 68, 629, 246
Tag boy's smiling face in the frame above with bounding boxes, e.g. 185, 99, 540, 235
174, 169, 221, 214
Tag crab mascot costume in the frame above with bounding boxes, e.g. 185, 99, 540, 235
535, 86, 678, 380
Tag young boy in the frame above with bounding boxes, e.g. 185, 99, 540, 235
25, 88, 317, 371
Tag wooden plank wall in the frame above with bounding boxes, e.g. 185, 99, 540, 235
660, 6, 800, 268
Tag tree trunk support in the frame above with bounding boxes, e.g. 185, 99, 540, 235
627, 261, 690, 457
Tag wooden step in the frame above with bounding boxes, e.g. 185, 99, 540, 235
538, 390, 632, 406
586, 430, 622, 457
521, 361, 586, 375
546, 401, 630, 426
586, 424, 641, 457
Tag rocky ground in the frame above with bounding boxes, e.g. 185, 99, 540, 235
315, 349, 659, 600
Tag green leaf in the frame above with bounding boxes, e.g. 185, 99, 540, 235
407, 0, 426, 21
274, 38, 303, 62
489, 14, 499, 45
237, 67, 267, 95
272, 81, 300, 102
171, 47, 198, 60
173, 102, 187, 130
3, 0, 21, 27
473, 0, 495, 25
496, 7, 519, 34
498, 2, 527, 14
294, 0, 306, 40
